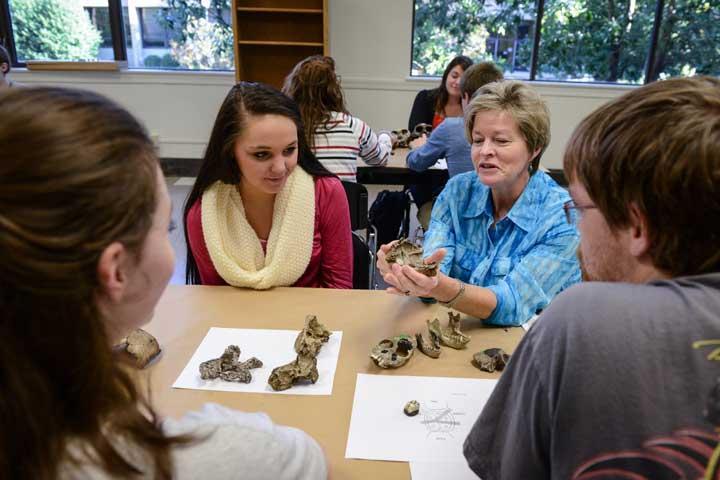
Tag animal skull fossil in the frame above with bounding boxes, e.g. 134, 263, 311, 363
199, 345, 263, 383
428, 312, 471, 349
472, 348, 510, 373
118, 329, 162, 369
370, 334, 416, 368
385, 238, 438, 277
416, 328, 441, 359
268, 315, 331, 391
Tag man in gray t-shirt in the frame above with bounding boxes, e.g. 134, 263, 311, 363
464, 76, 720, 479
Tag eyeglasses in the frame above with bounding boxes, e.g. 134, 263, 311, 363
563, 200, 597, 225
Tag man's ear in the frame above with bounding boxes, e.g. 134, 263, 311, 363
97, 242, 129, 303
0, 63, 8, 75
627, 203, 651, 258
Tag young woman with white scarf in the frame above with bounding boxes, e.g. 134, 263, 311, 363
184, 82, 353, 289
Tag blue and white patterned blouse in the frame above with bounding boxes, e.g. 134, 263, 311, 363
424, 171, 581, 326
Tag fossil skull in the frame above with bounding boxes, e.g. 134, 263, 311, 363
370, 334, 416, 368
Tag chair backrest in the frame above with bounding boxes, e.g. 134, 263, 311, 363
368, 189, 411, 248
351, 231, 372, 289
341, 181, 369, 231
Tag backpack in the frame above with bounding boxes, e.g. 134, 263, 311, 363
368, 189, 411, 250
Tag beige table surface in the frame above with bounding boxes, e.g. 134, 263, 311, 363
143, 285, 523, 479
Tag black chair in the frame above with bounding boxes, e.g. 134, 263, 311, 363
547, 168, 568, 187
342, 181, 377, 289
351, 232, 372, 290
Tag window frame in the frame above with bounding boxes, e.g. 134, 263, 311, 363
411, 0, 668, 85
0, 0, 127, 68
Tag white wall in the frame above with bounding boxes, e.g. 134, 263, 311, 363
9, 0, 635, 169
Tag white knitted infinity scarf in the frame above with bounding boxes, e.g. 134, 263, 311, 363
201, 168, 315, 289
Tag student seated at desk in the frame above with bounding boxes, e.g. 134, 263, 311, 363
378, 81, 581, 326
407, 55, 474, 231
0, 87, 327, 480
184, 82, 353, 289
282, 55, 391, 183
407, 62, 504, 231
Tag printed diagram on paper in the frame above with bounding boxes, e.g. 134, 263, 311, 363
345, 374, 497, 463
420, 398, 464, 439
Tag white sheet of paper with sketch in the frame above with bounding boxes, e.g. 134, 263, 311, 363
345, 373, 497, 462
172, 327, 343, 395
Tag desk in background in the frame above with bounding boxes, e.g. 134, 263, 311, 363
144, 286, 523, 479
357, 148, 449, 186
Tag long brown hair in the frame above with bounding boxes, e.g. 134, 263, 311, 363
183, 81, 333, 285
434, 55, 473, 114
282, 55, 348, 149
0, 87, 188, 479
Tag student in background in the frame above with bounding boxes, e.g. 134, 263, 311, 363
464, 76, 720, 480
378, 81, 581, 326
184, 82, 352, 289
0, 45, 17, 89
0, 87, 327, 480
407, 55, 474, 230
282, 55, 391, 182
407, 62, 504, 229
408, 55, 473, 130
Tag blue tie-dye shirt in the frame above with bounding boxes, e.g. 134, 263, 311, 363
424, 171, 581, 326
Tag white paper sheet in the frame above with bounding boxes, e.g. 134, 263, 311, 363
172, 327, 342, 395
345, 374, 497, 462
409, 461, 479, 480
428, 158, 448, 170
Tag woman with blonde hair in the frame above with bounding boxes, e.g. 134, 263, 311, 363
378, 81, 581, 326
0, 87, 327, 479
283, 55, 391, 182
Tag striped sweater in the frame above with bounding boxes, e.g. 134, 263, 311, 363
312, 111, 390, 182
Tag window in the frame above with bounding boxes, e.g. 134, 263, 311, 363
85, 7, 113, 49
0, 0, 234, 71
139, 8, 171, 48
9, 0, 106, 62
412, 0, 720, 84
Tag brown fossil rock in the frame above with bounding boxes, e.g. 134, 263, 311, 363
472, 348, 510, 373
428, 312, 471, 350
370, 334, 416, 368
415, 329, 441, 359
268, 315, 331, 391
385, 238, 438, 277
199, 345, 263, 383
404, 400, 420, 417
119, 329, 162, 369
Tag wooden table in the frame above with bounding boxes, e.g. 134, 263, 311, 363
144, 286, 523, 479
357, 148, 449, 185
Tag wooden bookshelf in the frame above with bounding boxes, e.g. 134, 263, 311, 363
232, 0, 328, 88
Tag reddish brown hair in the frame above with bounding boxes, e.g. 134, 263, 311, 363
564, 76, 720, 276
0, 87, 189, 479
282, 55, 347, 149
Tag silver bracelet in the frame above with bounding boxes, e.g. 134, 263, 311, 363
438, 281, 465, 309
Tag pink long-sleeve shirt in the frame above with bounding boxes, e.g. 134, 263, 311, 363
186, 176, 353, 289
